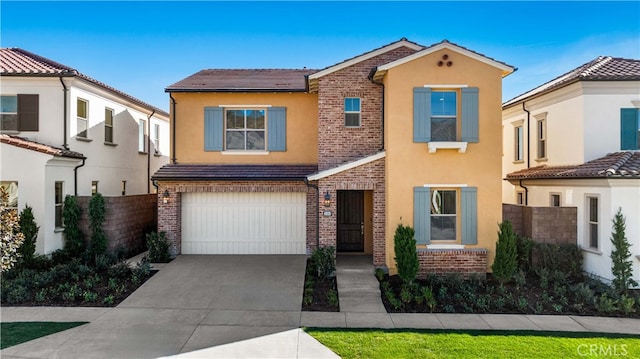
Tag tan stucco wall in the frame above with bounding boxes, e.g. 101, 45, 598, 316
171, 92, 318, 164
383, 48, 505, 271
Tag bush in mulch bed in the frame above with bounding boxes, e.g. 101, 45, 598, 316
302, 247, 339, 312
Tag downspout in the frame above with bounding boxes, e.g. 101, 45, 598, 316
170, 94, 177, 164
59, 77, 69, 149
147, 110, 155, 194
519, 179, 529, 206
74, 158, 86, 196
521, 102, 531, 205
369, 68, 385, 151
304, 178, 320, 250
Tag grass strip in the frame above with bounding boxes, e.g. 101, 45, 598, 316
1, 322, 87, 349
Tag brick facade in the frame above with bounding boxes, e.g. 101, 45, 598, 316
502, 204, 577, 245
77, 194, 157, 255
417, 248, 488, 278
157, 180, 317, 256
317, 46, 419, 171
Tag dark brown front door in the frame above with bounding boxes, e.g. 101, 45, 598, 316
337, 190, 364, 252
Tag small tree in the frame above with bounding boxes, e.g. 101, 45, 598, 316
394, 223, 419, 285
63, 195, 85, 256
610, 208, 638, 293
88, 193, 107, 256
18, 205, 38, 263
492, 221, 518, 283
146, 231, 171, 263
1, 186, 24, 272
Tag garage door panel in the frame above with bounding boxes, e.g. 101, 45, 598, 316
181, 192, 306, 254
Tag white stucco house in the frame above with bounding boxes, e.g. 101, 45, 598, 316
0, 48, 170, 254
502, 56, 640, 284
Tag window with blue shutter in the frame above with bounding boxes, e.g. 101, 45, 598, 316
267, 107, 286, 151
620, 108, 639, 150
461, 187, 478, 245
414, 187, 431, 244
204, 107, 223, 151
461, 88, 479, 143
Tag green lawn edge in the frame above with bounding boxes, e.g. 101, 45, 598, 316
1, 322, 88, 349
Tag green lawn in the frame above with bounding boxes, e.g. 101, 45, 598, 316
306, 328, 640, 359
1, 322, 87, 349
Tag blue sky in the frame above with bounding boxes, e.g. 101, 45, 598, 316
2, 1, 639, 112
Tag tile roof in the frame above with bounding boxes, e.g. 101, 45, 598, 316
166, 69, 317, 92
506, 151, 640, 180
504, 56, 640, 107
1, 48, 169, 117
152, 164, 318, 181
1, 134, 85, 159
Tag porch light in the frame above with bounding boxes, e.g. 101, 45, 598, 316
324, 191, 331, 207
163, 189, 170, 204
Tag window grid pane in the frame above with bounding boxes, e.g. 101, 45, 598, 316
430, 190, 457, 241
588, 197, 598, 249
138, 120, 146, 152
515, 126, 523, 161
344, 98, 361, 127
225, 108, 267, 150
55, 182, 63, 228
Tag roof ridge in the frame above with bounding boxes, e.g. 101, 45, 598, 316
9, 48, 77, 74
579, 56, 612, 78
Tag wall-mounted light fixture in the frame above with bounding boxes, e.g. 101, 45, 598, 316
163, 189, 170, 204
324, 191, 331, 207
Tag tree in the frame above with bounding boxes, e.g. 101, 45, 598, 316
1, 186, 25, 272
610, 208, 638, 293
88, 193, 107, 256
18, 205, 39, 263
63, 195, 85, 255
492, 221, 518, 283
394, 223, 419, 285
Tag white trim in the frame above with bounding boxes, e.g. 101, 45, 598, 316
221, 151, 270, 156
377, 42, 515, 75
427, 244, 465, 249
424, 84, 468, 88
308, 40, 422, 80
428, 141, 468, 153
422, 184, 468, 188
218, 105, 272, 108
307, 151, 385, 181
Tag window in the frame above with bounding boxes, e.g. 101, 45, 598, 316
516, 191, 525, 205
77, 99, 88, 138
431, 91, 457, 141
105, 108, 114, 143
537, 118, 546, 159
153, 123, 160, 154
0, 181, 18, 209
430, 189, 457, 240
344, 98, 361, 127
55, 182, 63, 228
138, 119, 147, 152
514, 125, 524, 162
550, 193, 561, 207
620, 108, 640, 150
587, 196, 598, 249
1, 94, 38, 131
121, 181, 126, 196
91, 181, 98, 195
225, 109, 265, 150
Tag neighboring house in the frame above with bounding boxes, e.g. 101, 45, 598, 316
0, 48, 170, 254
154, 39, 514, 276
502, 56, 640, 283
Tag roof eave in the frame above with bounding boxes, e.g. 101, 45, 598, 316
164, 88, 308, 93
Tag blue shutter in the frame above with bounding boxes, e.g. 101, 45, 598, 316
620, 108, 639, 150
268, 107, 286, 151
413, 88, 431, 142
461, 187, 478, 245
414, 186, 431, 244
461, 87, 479, 143
204, 107, 223, 151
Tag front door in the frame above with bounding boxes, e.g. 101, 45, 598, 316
337, 190, 364, 252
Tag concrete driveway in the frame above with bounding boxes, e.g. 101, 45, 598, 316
1, 255, 339, 359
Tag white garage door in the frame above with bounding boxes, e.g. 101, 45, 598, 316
181, 192, 306, 254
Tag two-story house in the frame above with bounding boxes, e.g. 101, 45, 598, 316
154, 39, 514, 276
0, 48, 170, 254
502, 56, 640, 283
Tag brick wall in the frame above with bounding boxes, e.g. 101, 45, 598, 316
417, 248, 488, 278
77, 194, 157, 255
317, 46, 419, 171
502, 204, 577, 245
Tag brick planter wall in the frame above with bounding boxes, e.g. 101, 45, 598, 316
77, 194, 157, 255
502, 204, 577, 245
417, 248, 488, 279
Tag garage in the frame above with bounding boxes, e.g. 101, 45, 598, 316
181, 192, 307, 254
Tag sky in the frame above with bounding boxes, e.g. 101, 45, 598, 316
1, 1, 639, 112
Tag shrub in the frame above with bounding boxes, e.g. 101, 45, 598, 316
88, 193, 107, 256
374, 267, 386, 281
393, 223, 418, 285
146, 231, 171, 263
610, 208, 638, 294
310, 246, 336, 279
62, 195, 85, 256
1, 186, 25, 272
492, 221, 518, 283
326, 289, 339, 307
18, 205, 38, 263
533, 243, 583, 279
516, 235, 534, 272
